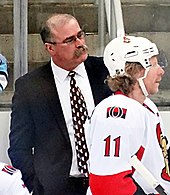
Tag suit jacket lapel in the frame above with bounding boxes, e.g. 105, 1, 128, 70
40, 63, 70, 143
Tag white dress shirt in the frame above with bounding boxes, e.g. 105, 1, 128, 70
51, 59, 95, 176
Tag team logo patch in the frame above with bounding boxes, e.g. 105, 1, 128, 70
2, 165, 17, 175
106, 106, 127, 119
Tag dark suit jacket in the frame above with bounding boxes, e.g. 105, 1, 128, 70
8, 56, 112, 194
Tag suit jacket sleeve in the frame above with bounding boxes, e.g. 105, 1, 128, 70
8, 76, 35, 192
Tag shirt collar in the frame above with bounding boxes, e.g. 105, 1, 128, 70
51, 58, 86, 83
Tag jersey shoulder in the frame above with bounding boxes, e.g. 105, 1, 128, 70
0, 162, 22, 184
0, 162, 30, 194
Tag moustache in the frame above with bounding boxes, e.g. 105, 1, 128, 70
74, 44, 88, 58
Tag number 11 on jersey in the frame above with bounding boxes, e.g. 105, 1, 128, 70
104, 135, 121, 157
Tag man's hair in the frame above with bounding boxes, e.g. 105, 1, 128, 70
40, 14, 77, 44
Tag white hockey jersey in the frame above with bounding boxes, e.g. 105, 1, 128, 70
88, 93, 150, 195
0, 162, 30, 195
132, 97, 170, 194
88, 94, 170, 195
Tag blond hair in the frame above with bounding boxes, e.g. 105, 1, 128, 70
105, 62, 144, 95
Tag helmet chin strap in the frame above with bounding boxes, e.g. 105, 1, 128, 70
137, 69, 149, 97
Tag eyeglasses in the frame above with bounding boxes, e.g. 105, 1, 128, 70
46, 30, 86, 45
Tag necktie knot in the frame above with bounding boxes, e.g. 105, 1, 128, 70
68, 71, 76, 78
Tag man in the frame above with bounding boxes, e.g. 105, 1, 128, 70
0, 54, 30, 194
8, 13, 111, 194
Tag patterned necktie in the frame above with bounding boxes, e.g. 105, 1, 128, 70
69, 71, 89, 177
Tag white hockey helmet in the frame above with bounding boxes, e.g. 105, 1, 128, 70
103, 36, 159, 76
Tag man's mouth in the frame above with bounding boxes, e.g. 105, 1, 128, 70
74, 45, 88, 58
156, 79, 161, 83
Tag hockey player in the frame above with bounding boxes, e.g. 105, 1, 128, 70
88, 36, 170, 194
0, 55, 30, 194
0, 54, 8, 92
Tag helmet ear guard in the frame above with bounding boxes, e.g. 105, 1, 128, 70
103, 36, 159, 77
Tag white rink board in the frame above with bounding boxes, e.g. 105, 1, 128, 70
0, 111, 170, 164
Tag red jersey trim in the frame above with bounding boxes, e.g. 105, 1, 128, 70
90, 170, 137, 195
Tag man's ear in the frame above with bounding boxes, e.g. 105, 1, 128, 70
45, 43, 56, 55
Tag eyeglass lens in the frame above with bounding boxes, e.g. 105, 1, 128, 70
63, 30, 85, 44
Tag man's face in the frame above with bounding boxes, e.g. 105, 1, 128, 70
144, 56, 165, 95
47, 19, 88, 71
